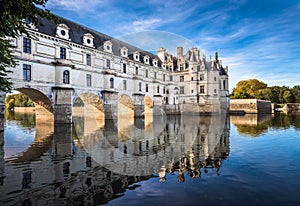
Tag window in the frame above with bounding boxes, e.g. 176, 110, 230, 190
86, 54, 91, 66
157, 86, 160, 93
106, 59, 110, 69
135, 67, 138, 75
214, 89, 217, 93
63, 70, 69, 84
191, 77, 194, 81
163, 87, 166, 94
154, 72, 157, 79
200, 74, 204, 81
86, 74, 91, 87
200, 86, 205, 94
23, 37, 31, 53
123, 63, 126, 73
60, 47, 66, 59
223, 80, 226, 90
180, 64, 183, 71
23, 64, 31, 81
139, 82, 142, 91
170, 76, 173, 81
145, 70, 148, 78
191, 90, 194, 93
146, 84, 149, 92
180, 87, 184, 94
180, 76, 184, 82
163, 74, 165, 81
214, 77, 217, 81
123, 80, 127, 90
110, 78, 114, 88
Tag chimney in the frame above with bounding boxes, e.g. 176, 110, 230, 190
177, 47, 183, 57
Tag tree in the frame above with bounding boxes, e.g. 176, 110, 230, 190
0, 0, 54, 91
232, 79, 267, 99
291, 85, 300, 103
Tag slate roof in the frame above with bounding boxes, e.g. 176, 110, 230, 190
36, 15, 162, 67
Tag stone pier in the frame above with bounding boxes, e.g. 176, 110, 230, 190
133, 94, 145, 118
52, 87, 73, 124
101, 91, 118, 120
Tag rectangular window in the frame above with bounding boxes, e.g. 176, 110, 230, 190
180, 86, 184, 94
170, 75, 173, 81
123, 63, 126, 73
157, 86, 160, 93
139, 82, 142, 91
146, 84, 149, 92
23, 37, 31, 53
145, 70, 148, 78
135, 67, 138, 75
106, 59, 110, 69
200, 74, 204, 81
163, 87, 166, 94
23, 64, 31, 81
200, 86, 205, 94
123, 80, 127, 90
214, 89, 217, 93
180, 76, 184, 82
60, 47, 66, 59
214, 77, 217, 81
86, 74, 91, 87
86, 54, 91, 66
191, 90, 194, 93
163, 74, 166, 81
154, 72, 157, 79
191, 77, 194, 81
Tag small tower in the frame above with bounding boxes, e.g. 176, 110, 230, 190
215, 51, 219, 63
157, 47, 166, 63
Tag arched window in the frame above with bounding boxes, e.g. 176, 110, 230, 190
110, 78, 114, 88
63, 70, 69, 84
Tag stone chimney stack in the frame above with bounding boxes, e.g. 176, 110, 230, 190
177, 47, 183, 57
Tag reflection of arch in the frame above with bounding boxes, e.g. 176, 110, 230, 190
15, 88, 53, 113
118, 94, 134, 110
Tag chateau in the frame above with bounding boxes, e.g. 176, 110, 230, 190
0, 14, 229, 123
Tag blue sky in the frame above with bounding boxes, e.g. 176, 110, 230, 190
46, 0, 300, 91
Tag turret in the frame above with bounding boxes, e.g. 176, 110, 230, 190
157, 47, 166, 63
177, 47, 183, 57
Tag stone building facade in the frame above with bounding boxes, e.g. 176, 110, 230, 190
1, 14, 229, 122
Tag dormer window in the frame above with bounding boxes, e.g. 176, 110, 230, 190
56, 24, 70, 40
134, 51, 140, 61
153, 58, 158, 67
144, 55, 150, 65
120, 47, 128, 58
83, 33, 94, 47
104, 41, 112, 53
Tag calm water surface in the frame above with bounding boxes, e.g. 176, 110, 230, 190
0, 111, 300, 206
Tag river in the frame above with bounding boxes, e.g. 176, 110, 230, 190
0, 111, 299, 206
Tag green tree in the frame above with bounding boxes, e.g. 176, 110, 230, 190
291, 85, 300, 103
283, 90, 294, 103
232, 79, 267, 99
0, 0, 53, 91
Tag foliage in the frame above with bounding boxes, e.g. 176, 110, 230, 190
0, 0, 54, 91
232, 79, 267, 99
231, 79, 300, 103
5, 93, 34, 110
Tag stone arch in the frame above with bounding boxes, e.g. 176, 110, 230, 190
15, 88, 53, 113
118, 94, 134, 141
14, 88, 54, 122
72, 93, 105, 142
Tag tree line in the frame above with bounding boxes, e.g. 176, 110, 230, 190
231, 79, 300, 103
5, 93, 34, 110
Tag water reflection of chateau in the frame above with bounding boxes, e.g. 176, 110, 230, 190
0, 113, 229, 205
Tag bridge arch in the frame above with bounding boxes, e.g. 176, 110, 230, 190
15, 88, 53, 113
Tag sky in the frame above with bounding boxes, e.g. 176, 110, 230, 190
45, 0, 300, 91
